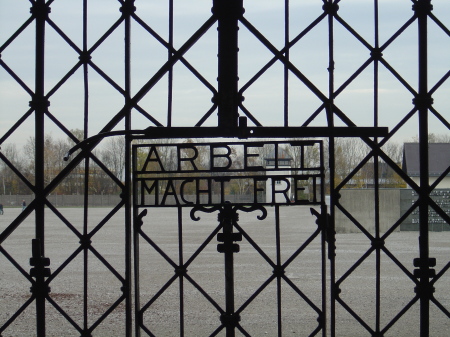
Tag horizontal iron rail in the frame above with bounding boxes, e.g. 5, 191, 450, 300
64, 126, 388, 160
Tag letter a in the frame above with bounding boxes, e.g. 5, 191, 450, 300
142, 146, 165, 172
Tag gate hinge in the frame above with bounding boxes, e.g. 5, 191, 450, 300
135, 209, 148, 230
212, 0, 244, 19
218, 210, 239, 223
220, 313, 241, 327
310, 208, 335, 258
29, 239, 51, 277
29, 239, 51, 296
412, 94, 433, 110
413, 257, 436, 296
272, 265, 285, 277
217, 232, 242, 242
175, 267, 188, 276
217, 231, 242, 253
78, 51, 92, 64
322, 2, 339, 15
317, 312, 325, 329
121, 280, 130, 294
412, 1, 433, 15
79, 235, 92, 249
217, 243, 240, 253
414, 283, 435, 296
371, 238, 385, 249
119, 0, 136, 15
370, 48, 383, 61
29, 95, 50, 111
332, 284, 342, 299
30, 1, 51, 19
413, 257, 436, 278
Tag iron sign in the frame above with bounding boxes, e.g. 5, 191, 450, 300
133, 140, 324, 207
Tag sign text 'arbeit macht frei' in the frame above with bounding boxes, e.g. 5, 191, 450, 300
132, 140, 324, 207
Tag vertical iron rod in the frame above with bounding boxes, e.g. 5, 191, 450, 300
168, 0, 174, 126
124, 1, 134, 335
82, 0, 90, 332
214, 0, 243, 128
219, 203, 238, 337
373, 0, 381, 333
224, 208, 235, 337
33, 0, 47, 335
178, 207, 185, 335
283, 0, 290, 127
319, 141, 327, 337
275, 205, 283, 336
325, 1, 337, 336
133, 152, 141, 337
417, 1, 431, 336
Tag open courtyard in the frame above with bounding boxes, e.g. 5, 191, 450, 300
0, 206, 449, 336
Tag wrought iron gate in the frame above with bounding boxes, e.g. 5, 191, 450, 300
132, 140, 328, 336
0, 0, 449, 336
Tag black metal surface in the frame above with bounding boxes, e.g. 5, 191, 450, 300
0, 0, 448, 336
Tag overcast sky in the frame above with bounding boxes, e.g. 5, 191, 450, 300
0, 0, 449, 149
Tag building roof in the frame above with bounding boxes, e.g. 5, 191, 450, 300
402, 143, 450, 177
264, 148, 292, 168
264, 148, 292, 161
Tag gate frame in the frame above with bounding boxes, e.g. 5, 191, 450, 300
130, 138, 331, 336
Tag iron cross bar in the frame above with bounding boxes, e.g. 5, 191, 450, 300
64, 123, 388, 161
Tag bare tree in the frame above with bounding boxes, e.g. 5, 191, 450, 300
100, 136, 126, 181
333, 138, 370, 187
0, 143, 30, 195
411, 133, 450, 143
282, 140, 321, 174
24, 134, 69, 188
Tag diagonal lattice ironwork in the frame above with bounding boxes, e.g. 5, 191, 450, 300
135, 204, 326, 336
0, 0, 448, 336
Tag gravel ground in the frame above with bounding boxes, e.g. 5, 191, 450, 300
0, 206, 449, 336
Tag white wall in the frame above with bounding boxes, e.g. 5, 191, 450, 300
410, 176, 450, 189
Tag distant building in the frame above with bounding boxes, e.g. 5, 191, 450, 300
402, 143, 450, 188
